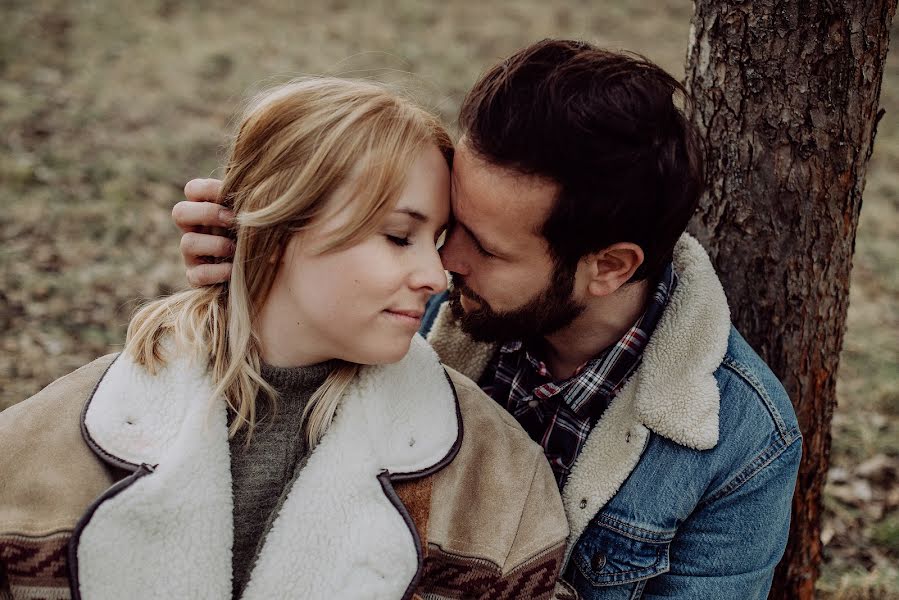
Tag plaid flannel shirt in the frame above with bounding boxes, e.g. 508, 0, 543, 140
480, 264, 678, 487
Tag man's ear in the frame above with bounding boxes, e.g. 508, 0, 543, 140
584, 243, 645, 297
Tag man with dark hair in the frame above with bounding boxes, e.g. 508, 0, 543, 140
174, 39, 801, 599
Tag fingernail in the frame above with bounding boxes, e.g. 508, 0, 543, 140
219, 209, 235, 225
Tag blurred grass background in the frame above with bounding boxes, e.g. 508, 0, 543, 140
1, 1, 896, 597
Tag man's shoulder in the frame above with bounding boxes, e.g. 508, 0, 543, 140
613, 324, 799, 505
592, 327, 801, 545
714, 326, 800, 447
682, 325, 803, 502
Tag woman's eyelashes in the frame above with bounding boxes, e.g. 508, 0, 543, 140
386, 227, 448, 249
386, 234, 412, 247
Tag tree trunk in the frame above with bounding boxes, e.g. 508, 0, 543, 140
683, 1, 896, 598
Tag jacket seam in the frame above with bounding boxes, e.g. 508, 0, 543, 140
575, 560, 666, 584
720, 355, 793, 441
0, 529, 72, 540
438, 537, 508, 561
504, 539, 568, 575
594, 515, 676, 543
573, 542, 668, 585
701, 434, 800, 505
426, 542, 502, 571
500, 445, 543, 573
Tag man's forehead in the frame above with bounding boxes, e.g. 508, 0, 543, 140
452, 145, 557, 237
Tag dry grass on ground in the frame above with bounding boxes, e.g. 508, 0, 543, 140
1, 1, 896, 596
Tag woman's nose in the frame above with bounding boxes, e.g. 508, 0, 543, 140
415, 246, 449, 294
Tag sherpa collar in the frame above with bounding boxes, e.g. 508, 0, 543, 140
428, 233, 731, 451
73, 334, 460, 600
630, 233, 730, 449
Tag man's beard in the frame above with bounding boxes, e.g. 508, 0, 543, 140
447, 260, 586, 344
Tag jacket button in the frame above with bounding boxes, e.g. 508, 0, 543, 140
579, 498, 588, 509
591, 552, 606, 571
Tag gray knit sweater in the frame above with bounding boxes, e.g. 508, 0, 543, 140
228, 360, 336, 599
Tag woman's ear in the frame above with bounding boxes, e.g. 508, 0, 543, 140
584, 243, 645, 297
270, 229, 300, 265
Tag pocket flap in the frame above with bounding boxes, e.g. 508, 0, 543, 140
569, 518, 671, 587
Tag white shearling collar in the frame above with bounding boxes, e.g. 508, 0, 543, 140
631, 233, 730, 450
74, 334, 460, 600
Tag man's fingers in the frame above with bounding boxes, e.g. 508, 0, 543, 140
186, 262, 233, 287
177, 179, 233, 288
180, 232, 235, 265
175, 179, 231, 233
184, 178, 225, 203
172, 200, 234, 233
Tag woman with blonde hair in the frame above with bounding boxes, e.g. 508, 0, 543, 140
0, 79, 570, 599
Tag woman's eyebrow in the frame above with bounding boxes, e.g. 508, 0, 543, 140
392, 208, 429, 222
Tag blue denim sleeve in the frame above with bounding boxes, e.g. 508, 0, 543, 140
640, 437, 802, 600
419, 291, 449, 337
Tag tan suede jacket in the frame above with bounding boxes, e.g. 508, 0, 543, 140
0, 336, 576, 600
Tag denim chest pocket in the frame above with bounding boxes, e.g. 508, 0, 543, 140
568, 519, 672, 594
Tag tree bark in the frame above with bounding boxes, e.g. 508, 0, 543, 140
683, 1, 896, 598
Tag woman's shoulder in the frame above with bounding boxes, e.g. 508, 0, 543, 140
0, 354, 119, 536
441, 365, 559, 497
426, 366, 568, 576
444, 366, 536, 442
442, 366, 550, 491
1, 353, 118, 427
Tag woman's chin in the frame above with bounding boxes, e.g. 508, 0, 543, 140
349, 336, 413, 366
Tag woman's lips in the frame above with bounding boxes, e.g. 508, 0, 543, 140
383, 309, 424, 327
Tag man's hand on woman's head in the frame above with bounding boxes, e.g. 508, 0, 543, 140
173, 178, 235, 287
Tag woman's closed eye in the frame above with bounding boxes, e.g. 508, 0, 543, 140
386, 234, 412, 247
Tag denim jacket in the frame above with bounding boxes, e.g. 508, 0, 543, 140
421, 234, 802, 599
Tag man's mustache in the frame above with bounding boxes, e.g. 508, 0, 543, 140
447, 273, 490, 308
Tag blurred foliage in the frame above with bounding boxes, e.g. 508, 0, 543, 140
1, 1, 896, 596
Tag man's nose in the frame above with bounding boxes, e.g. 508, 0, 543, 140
439, 229, 469, 276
